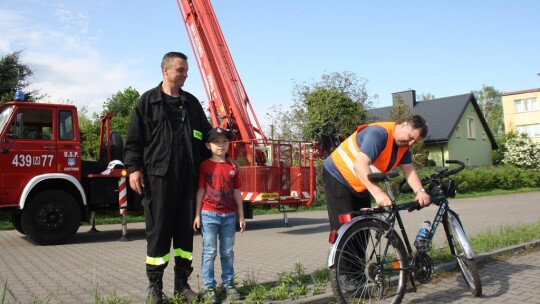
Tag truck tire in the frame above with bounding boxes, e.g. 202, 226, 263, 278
21, 190, 81, 245
10, 212, 26, 235
110, 131, 124, 162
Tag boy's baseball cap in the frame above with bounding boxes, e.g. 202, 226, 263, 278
206, 127, 232, 142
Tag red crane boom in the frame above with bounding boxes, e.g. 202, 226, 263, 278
176, 0, 317, 221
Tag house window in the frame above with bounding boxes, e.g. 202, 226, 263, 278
514, 98, 538, 113
455, 125, 461, 138
482, 132, 487, 140
467, 117, 476, 139
516, 123, 540, 138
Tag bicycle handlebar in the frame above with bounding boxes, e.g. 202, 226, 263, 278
442, 160, 465, 177
358, 193, 448, 217
398, 159, 465, 194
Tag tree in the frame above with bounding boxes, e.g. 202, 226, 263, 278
288, 71, 372, 156
265, 105, 289, 140
0, 50, 43, 103
388, 96, 411, 121
388, 98, 431, 167
102, 86, 139, 118
101, 87, 140, 140
417, 92, 435, 101
472, 85, 503, 136
79, 87, 140, 161
78, 107, 102, 161
492, 131, 517, 165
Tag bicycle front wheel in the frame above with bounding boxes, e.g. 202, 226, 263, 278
446, 212, 482, 297
330, 219, 408, 303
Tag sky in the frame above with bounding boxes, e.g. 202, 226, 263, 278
1, 0, 540, 126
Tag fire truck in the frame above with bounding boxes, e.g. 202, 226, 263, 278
0, 101, 139, 245
0, 0, 318, 245
175, 0, 318, 223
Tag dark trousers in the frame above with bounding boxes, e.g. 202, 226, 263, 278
322, 168, 371, 231
144, 146, 196, 272
323, 168, 370, 277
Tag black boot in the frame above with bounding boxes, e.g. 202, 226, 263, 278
174, 266, 199, 302
147, 271, 168, 304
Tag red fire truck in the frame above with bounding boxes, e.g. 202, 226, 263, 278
175, 0, 319, 224
0, 101, 138, 245
0, 0, 318, 245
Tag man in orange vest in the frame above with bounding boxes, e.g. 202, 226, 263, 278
323, 115, 431, 233
324, 115, 431, 290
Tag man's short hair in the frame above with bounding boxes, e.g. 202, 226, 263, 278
403, 115, 428, 138
161, 52, 188, 69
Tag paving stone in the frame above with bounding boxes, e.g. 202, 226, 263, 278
0, 191, 538, 303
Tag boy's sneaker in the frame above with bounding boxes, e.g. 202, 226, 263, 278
203, 287, 219, 304
224, 284, 245, 301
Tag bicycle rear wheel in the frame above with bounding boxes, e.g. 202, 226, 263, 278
446, 212, 482, 297
330, 219, 408, 303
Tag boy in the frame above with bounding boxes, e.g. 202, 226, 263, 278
193, 127, 246, 303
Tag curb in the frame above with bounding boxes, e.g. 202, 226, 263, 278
288, 239, 540, 304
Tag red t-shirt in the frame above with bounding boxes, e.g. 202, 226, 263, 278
198, 159, 241, 213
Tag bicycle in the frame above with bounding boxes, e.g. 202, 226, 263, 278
327, 160, 482, 303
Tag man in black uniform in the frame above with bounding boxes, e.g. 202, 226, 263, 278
124, 52, 212, 303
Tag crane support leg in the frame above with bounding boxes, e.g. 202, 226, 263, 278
118, 214, 129, 241
87, 211, 99, 233
282, 205, 289, 227
118, 176, 130, 241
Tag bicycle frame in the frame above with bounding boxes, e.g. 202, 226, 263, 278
327, 192, 474, 268
327, 160, 481, 302
392, 198, 474, 259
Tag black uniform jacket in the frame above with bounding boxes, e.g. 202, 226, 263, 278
124, 82, 212, 176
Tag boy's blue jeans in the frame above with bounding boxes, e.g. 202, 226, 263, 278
201, 210, 237, 288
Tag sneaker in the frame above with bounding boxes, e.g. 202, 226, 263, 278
203, 287, 219, 304
224, 284, 245, 301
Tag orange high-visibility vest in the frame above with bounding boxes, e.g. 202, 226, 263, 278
330, 122, 409, 192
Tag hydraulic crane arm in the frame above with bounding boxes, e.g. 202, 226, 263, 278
175, 0, 317, 215
176, 0, 268, 149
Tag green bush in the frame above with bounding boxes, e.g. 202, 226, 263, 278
434, 165, 539, 193
380, 165, 537, 198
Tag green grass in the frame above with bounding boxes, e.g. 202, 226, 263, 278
428, 219, 540, 264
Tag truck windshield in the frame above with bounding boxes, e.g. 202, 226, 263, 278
0, 105, 14, 135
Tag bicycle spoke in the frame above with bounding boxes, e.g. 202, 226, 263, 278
447, 214, 482, 297
330, 220, 407, 303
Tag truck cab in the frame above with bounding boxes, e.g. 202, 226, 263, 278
0, 102, 81, 206
0, 101, 137, 245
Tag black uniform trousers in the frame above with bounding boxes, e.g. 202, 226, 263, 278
143, 142, 196, 272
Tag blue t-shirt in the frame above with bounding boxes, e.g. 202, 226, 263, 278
324, 125, 412, 190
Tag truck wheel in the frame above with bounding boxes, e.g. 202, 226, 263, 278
10, 212, 26, 235
21, 190, 81, 245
